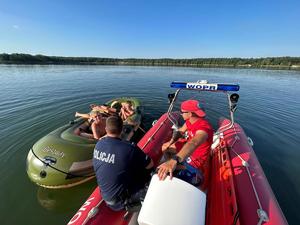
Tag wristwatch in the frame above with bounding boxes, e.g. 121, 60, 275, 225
171, 155, 182, 164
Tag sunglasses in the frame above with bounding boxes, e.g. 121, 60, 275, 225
180, 111, 189, 114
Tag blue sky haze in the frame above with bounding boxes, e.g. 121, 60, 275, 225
0, 0, 299, 58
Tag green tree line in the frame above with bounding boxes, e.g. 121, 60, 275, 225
1, 53, 300, 70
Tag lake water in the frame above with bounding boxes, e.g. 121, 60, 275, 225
0, 65, 299, 225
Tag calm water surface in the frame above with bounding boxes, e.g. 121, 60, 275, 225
0, 65, 299, 225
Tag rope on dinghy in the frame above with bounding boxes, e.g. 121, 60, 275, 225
38, 176, 95, 189
30, 148, 95, 178
220, 125, 270, 225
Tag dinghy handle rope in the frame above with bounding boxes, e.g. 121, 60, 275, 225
30, 149, 94, 178
228, 131, 269, 225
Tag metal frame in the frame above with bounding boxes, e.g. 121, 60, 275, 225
166, 88, 237, 133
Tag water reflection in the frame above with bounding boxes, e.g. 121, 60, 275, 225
37, 179, 97, 213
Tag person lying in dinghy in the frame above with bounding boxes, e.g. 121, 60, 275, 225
91, 101, 135, 121
75, 111, 106, 140
93, 116, 153, 211
75, 106, 117, 120
75, 101, 134, 122
89, 103, 119, 116
119, 101, 135, 121
157, 100, 213, 188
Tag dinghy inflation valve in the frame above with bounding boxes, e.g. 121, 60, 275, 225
40, 170, 47, 178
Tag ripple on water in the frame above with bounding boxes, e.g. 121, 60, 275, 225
0, 66, 300, 225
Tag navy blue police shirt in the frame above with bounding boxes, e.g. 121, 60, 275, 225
93, 136, 151, 202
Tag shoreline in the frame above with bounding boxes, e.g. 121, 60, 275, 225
1, 53, 300, 71
1, 62, 300, 71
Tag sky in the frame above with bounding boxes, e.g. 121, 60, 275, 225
0, 0, 299, 58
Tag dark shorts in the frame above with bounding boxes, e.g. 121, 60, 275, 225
105, 188, 147, 211
175, 162, 204, 186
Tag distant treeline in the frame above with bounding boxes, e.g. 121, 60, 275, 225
1, 53, 300, 70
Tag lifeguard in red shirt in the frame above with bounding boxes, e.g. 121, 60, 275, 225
157, 99, 213, 187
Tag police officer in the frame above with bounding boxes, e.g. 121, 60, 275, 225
93, 116, 153, 211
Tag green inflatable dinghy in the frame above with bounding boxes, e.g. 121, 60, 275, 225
26, 98, 142, 188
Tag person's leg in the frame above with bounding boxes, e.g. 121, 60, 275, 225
75, 112, 91, 119
105, 200, 125, 211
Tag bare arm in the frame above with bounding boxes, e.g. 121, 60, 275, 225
162, 123, 187, 152
75, 112, 90, 119
91, 123, 101, 140
158, 130, 208, 180
100, 105, 117, 114
176, 130, 208, 161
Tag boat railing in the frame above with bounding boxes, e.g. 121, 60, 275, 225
167, 80, 240, 133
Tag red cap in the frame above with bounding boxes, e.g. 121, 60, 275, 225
181, 100, 206, 117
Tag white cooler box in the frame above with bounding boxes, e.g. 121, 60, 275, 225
138, 174, 206, 225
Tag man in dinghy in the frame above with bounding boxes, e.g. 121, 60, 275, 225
75, 111, 106, 139
93, 116, 153, 211
157, 100, 213, 188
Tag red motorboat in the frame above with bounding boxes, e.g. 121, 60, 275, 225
68, 81, 288, 225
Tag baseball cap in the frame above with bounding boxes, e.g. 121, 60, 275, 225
181, 100, 206, 117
